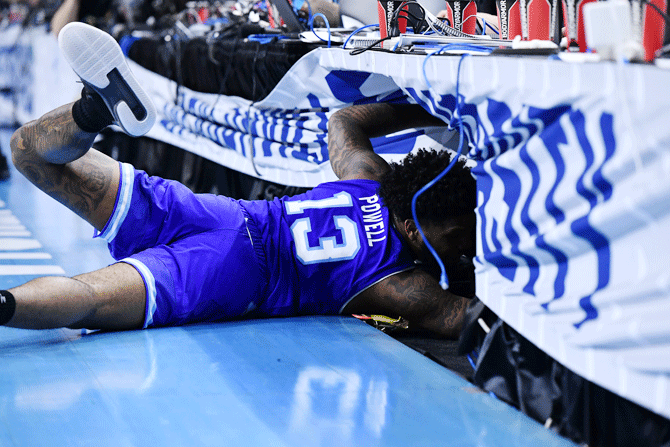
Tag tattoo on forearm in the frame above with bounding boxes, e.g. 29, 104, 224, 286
386, 272, 436, 312
328, 103, 448, 179
379, 271, 467, 336
439, 295, 466, 333
328, 105, 392, 179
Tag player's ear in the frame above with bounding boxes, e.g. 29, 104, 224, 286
404, 219, 421, 243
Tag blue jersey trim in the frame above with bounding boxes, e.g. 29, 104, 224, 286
120, 257, 157, 328
98, 163, 134, 243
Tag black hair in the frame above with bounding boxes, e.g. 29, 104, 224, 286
378, 148, 476, 224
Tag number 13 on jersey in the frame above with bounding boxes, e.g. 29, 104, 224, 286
285, 192, 361, 265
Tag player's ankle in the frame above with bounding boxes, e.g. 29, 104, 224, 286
71, 86, 114, 134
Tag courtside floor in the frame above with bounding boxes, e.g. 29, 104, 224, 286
0, 130, 576, 446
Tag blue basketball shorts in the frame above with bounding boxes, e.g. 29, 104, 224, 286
96, 163, 268, 328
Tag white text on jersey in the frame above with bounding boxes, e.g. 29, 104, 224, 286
359, 195, 386, 247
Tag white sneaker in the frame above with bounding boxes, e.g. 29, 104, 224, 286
58, 22, 156, 137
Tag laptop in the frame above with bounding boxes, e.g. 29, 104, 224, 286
269, 0, 306, 33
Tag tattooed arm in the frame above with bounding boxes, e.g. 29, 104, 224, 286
327, 103, 447, 181
343, 269, 468, 338
10, 103, 120, 231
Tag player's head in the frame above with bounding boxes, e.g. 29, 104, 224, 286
378, 148, 477, 268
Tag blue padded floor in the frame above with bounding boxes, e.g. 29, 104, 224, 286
0, 130, 576, 446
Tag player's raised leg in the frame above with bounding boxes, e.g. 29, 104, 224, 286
1, 22, 158, 330
11, 21, 155, 231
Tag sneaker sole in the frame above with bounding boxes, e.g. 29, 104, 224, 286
58, 22, 156, 137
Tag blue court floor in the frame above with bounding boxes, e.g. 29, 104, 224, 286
0, 129, 576, 446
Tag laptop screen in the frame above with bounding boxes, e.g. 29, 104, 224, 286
270, 0, 306, 32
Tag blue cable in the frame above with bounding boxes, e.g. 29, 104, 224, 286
421, 43, 491, 90
484, 19, 500, 35
310, 12, 331, 47
342, 23, 379, 49
248, 34, 290, 44
204, 17, 230, 26
412, 53, 470, 290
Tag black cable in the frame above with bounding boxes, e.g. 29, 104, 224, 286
349, 36, 394, 55
391, 0, 472, 38
173, 31, 184, 105
390, 1, 429, 35
348, 0, 467, 55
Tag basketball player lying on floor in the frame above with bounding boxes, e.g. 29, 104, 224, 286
2, 23, 476, 337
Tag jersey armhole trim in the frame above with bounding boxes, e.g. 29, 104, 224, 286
338, 266, 416, 314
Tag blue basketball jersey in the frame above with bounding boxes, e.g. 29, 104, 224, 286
239, 179, 416, 316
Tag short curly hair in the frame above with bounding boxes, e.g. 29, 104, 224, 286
378, 149, 476, 224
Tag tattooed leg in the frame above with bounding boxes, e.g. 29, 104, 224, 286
14, 103, 97, 164
4, 104, 146, 331
10, 102, 120, 231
